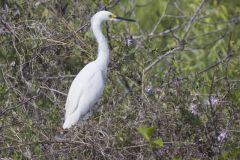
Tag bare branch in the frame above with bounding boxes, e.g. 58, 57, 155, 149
183, 0, 206, 39
39, 85, 67, 96
144, 43, 185, 73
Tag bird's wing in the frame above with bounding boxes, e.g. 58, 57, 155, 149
64, 62, 103, 118
63, 68, 105, 128
74, 69, 105, 116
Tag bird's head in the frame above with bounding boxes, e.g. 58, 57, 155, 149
91, 10, 136, 23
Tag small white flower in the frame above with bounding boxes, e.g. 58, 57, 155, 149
10, 61, 16, 67
175, 106, 180, 113
217, 130, 227, 141
145, 85, 153, 93
208, 96, 219, 106
189, 103, 198, 115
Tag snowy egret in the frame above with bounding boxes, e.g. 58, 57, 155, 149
63, 11, 135, 129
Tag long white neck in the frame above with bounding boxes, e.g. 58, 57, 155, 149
91, 18, 109, 69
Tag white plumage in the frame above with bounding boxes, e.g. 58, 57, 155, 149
63, 11, 135, 129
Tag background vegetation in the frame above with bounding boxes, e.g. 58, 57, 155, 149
0, 0, 240, 159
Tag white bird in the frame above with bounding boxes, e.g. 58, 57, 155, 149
63, 11, 135, 129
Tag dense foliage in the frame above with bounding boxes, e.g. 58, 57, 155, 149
0, 0, 240, 159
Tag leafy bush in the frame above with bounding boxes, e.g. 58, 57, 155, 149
0, 0, 240, 159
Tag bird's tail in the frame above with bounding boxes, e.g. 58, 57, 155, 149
63, 110, 81, 129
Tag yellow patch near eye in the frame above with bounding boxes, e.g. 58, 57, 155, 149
109, 14, 116, 19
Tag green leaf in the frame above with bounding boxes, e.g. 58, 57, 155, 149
103, 0, 109, 5
153, 138, 164, 147
172, 156, 181, 160
217, 146, 240, 159
42, 8, 49, 18
137, 126, 156, 141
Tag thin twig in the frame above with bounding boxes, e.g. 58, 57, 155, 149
183, 0, 206, 39
35, 75, 76, 80
0, 140, 90, 151
144, 44, 184, 73
197, 54, 233, 75
133, 24, 183, 39
39, 85, 67, 96
62, 23, 90, 41
150, 0, 170, 35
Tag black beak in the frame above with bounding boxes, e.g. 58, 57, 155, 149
115, 16, 136, 22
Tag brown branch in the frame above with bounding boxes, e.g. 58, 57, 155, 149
39, 85, 67, 96
144, 42, 185, 73
197, 53, 234, 75
0, 95, 38, 117
35, 75, 76, 80
150, 0, 170, 36
62, 23, 90, 41
1, 19, 19, 40
183, 0, 206, 39
0, 140, 91, 151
